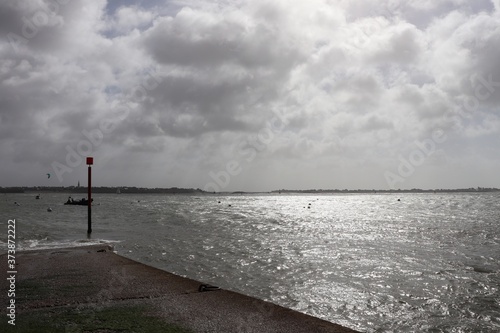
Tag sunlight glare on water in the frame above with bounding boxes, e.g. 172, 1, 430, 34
1, 192, 499, 332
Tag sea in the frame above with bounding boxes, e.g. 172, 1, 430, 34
1, 192, 499, 332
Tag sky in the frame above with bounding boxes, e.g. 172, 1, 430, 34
1, 0, 499, 191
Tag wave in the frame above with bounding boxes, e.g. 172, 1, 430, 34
0, 238, 121, 254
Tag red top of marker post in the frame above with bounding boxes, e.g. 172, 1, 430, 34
86, 157, 93, 165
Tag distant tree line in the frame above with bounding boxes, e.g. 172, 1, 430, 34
272, 187, 500, 194
2, 186, 499, 194
0, 186, 205, 194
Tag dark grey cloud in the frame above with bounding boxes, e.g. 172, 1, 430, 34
0, 2, 22, 34
0, 0, 499, 189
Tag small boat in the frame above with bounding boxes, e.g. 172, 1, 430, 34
36, 194, 40, 199
64, 198, 93, 206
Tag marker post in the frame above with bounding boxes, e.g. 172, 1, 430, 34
86, 157, 93, 236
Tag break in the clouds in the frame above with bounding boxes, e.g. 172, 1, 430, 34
1, 0, 499, 191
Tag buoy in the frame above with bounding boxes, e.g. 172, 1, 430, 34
47, 207, 52, 212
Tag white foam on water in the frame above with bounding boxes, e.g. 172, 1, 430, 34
1, 239, 122, 253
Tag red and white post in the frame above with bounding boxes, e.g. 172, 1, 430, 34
86, 157, 93, 235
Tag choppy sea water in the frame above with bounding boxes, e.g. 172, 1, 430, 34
1, 192, 499, 332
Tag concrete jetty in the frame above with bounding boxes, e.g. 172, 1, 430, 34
1, 244, 360, 332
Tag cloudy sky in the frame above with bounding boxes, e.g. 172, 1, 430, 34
1, 0, 499, 191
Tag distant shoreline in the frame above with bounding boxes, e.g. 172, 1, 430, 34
1, 186, 499, 194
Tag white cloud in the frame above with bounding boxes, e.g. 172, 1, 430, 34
106, 5, 155, 34
0, 0, 499, 190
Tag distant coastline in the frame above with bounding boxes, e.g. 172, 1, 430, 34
1, 186, 499, 194
0, 186, 204, 194
271, 187, 500, 194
